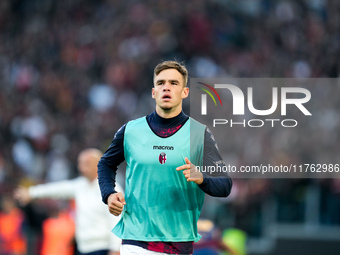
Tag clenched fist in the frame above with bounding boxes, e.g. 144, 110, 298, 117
107, 192, 126, 216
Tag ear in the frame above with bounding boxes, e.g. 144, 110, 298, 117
182, 87, 189, 99
152, 88, 155, 98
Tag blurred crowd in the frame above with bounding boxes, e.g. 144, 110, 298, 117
1, 0, 340, 254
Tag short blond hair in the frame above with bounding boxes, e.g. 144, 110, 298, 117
154, 60, 188, 86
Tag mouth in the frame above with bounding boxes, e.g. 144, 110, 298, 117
162, 95, 171, 101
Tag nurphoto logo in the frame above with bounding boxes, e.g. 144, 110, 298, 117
196, 82, 223, 115
195, 80, 312, 128
190, 78, 339, 179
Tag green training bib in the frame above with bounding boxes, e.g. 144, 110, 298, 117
112, 116, 206, 242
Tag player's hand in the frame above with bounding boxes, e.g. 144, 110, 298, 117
107, 192, 126, 216
13, 186, 31, 206
176, 157, 203, 185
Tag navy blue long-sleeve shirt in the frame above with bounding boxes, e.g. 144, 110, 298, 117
98, 111, 232, 204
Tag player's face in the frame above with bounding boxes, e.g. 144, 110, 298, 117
152, 68, 189, 117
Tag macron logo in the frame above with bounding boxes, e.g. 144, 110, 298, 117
153, 145, 174, 150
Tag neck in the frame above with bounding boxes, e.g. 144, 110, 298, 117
147, 110, 188, 138
87, 175, 97, 182
155, 105, 182, 119
153, 110, 184, 123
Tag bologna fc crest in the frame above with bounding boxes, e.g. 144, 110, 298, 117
159, 152, 167, 164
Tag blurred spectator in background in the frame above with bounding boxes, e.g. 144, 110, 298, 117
39, 200, 75, 255
194, 219, 241, 255
14, 148, 123, 255
0, 195, 26, 255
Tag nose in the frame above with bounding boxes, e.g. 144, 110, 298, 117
163, 81, 171, 91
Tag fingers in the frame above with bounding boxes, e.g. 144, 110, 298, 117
109, 203, 123, 216
176, 157, 193, 173
109, 206, 123, 216
116, 192, 126, 205
183, 169, 203, 183
176, 164, 191, 171
176, 157, 191, 171
107, 192, 125, 216
176, 157, 204, 185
